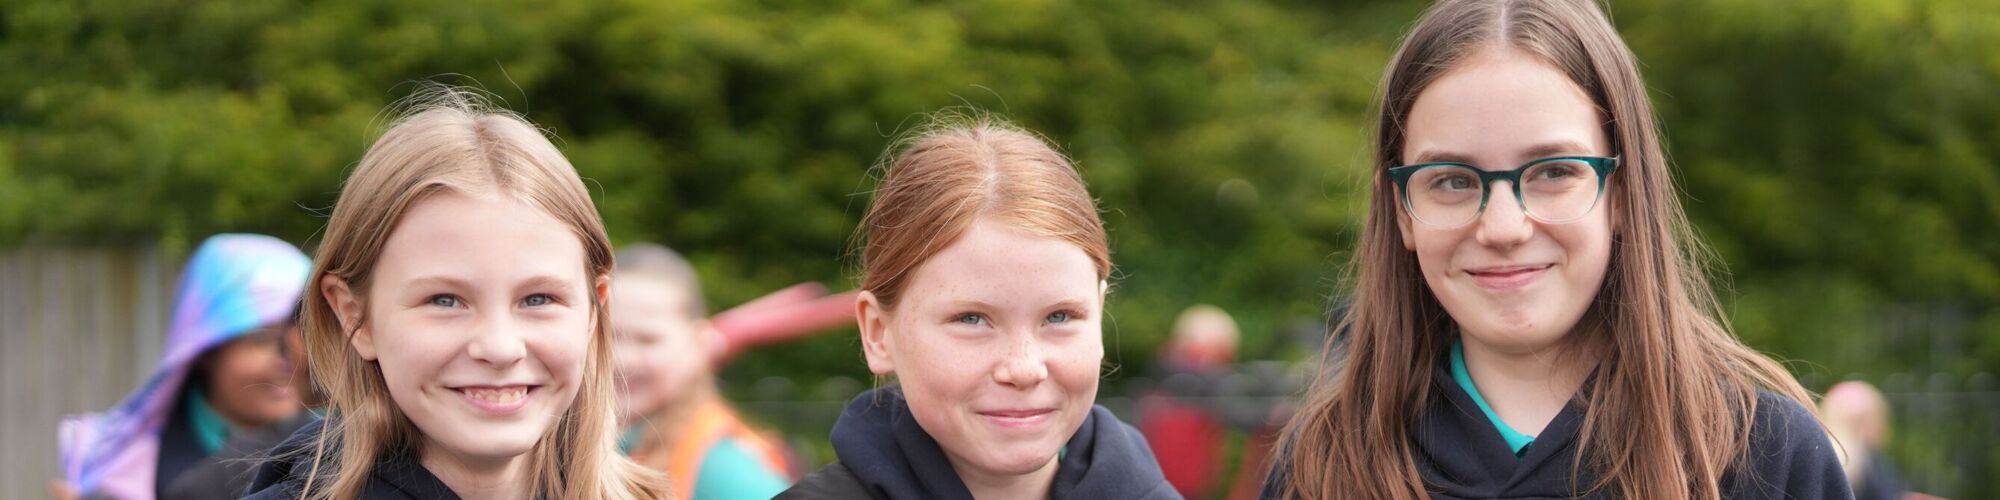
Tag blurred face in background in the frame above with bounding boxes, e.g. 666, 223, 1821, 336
611, 274, 714, 423
859, 219, 1106, 486
200, 325, 302, 429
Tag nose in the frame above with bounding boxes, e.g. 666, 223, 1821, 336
992, 333, 1049, 388
1474, 181, 1534, 249
467, 313, 528, 367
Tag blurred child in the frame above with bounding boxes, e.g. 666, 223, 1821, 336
57, 233, 311, 499
1138, 305, 1239, 498
1823, 381, 1910, 500
611, 242, 794, 500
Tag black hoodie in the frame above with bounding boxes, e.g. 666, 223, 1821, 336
240, 419, 462, 500
780, 386, 1181, 500
1261, 362, 1851, 499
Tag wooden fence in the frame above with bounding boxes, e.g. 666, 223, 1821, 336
1, 247, 175, 500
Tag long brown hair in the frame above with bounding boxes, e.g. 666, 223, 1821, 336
1276, 0, 1816, 498
297, 86, 666, 500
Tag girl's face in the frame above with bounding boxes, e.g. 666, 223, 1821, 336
859, 219, 1104, 483
327, 190, 597, 466
1398, 46, 1615, 353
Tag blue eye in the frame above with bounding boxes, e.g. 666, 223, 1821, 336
955, 313, 987, 326
1046, 311, 1072, 324
427, 295, 460, 308
522, 294, 554, 307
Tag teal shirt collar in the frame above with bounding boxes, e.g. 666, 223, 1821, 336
184, 385, 235, 455
1450, 340, 1536, 456
618, 423, 644, 455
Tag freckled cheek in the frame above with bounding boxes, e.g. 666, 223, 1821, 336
892, 335, 987, 402
1050, 340, 1104, 397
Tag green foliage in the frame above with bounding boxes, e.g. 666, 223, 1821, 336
3, 0, 1995, 494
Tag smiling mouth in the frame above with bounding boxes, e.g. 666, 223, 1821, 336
1466, 264, 1553, 290
978, 408, 1056, 430
451, 385, 538, 415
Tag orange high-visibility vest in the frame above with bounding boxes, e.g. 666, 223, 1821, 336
632, 399, 793, 499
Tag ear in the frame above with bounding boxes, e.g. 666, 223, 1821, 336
321, 275, 374, 360
856, 291, 895, 376
593, 273, 612, 333
1396, 197, 1417, 251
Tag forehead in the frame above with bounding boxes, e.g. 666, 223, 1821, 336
1403, 46, 1610, 165
898, 219, 1099, 310
373, 189, 588, 285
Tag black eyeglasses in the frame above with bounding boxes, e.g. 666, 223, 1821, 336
1386, 156, 1618, 228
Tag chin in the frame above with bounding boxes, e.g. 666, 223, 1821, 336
974, 442, 1062, 474
1465, 320, 1568, 351
974, 456, 1053, 476
440, 432, 542, 461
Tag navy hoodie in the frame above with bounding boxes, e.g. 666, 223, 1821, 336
240, 419, 462, 500
1262, 363, 1851, 499
780, 386, 1181, 500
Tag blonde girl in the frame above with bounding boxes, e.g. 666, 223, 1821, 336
244, 88, 666, 500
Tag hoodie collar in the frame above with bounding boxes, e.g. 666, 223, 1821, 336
830, 386, 1175, 500
1418, 351, 1597, 498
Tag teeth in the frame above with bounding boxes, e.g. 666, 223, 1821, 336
462, 386, 528, 403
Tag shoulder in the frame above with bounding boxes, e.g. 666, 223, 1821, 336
777, 463, 876, 500
241, 481, 302, 500
243, 419, 327, 499
1745, 390, 1835, 456
1727, 390, 1852, 499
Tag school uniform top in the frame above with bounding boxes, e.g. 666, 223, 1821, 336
778, 386, 1182, 500
1262, 351, 1852, 499
241, 419, 462, 500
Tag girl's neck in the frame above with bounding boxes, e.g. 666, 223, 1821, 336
420, 439, 534, 500
952, 453, 1059, 500
1458, 331, 1601, 437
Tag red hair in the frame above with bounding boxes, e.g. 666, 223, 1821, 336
856, 114, 1110, 308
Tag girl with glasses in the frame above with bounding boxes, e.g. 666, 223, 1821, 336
1265, 1, 1848, 498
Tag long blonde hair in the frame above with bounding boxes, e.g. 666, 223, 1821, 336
297, 86, 666, 500
1276, 0, 1817, 498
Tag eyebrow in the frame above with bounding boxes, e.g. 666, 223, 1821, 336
1406, 140, 1600, 166
404, 275, 475, 290
515, 275, 582, 294
402, 275, 580, 292
943, 297, 1095, 312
